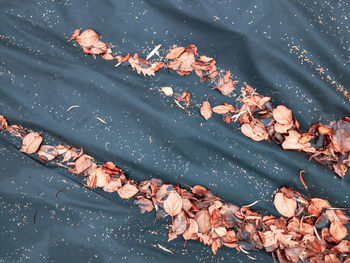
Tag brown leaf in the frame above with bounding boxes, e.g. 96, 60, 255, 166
0, 115, 8, 130
165, 46, 185, 59
199, 55, 213, 63
117, 183, 139, 199
164, 192, 183, 217
103, 178, 122, 192
174, 91, 191, 106
170, 210, 187, 236
212, 104, 235, 114
160, 86, 173, 96
191, 185, 212, 197
37, 145, 58, 162
325, 254, 341, 263
134, 196, 154, 214
183, 218, 199, 240
70, 154, 94, 174
87, 168, 110, 188
330, 221, 347, 241
20, 132, 42, 154
273, 105, 293, 125
331, 118, 350, 154
307, 198, 331, 216
213, 71, 235, 96
167, 45, 197, 75
273, 191, 297, 218
128, 53, 158, 77
71, 29, 109, 57
102, 161, 123, 175
194, 209, 212, 233
241, 119, 269, 142
200, 101, 212, 120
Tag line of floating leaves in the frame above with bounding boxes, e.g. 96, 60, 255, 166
69, 28, 350, 178
0, 115, 349, 262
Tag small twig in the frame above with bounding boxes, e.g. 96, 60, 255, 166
146, 44, 162, 60
314, 227, 321, 240
239, 246, 250, 254
231, 110, 246, 122
33, 209, 37, 224
157, 244, 173, 254
325, 207, 350, 210
66, 105, 80, 112
96, 117, 107, 124
243, 200, 260, 208
247, 255, 257, 260
174, 99, 185, 109
55, 187, 69, 199
299, 170, 308, 189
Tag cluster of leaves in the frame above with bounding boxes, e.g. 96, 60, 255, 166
202, 85, 350, 178
1, 115, 350, 262
70, 29, 349, 178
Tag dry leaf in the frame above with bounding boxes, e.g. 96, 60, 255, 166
273, 191, 297, 218
134, 196, 154, 214
183, 218, 199, 240
37, 145, 58, 162
167, 45, 197, 75
195, 210, 211, 233
164, 192, 183, 217
20, 132, 42, 154
70, 154, 94, 174
308, 198, 331, 216
103, 178, 122, 192
213, 71, 235, 96
241, 119, 269, 142
273, 105, 293, 125
330, 221, 347, 241
212, 104, 235, 114
200, 101, 212, 120
160, 86, 173, 96
0, 115, 8, 130
117, 183, 139, 199
87, 168, 111, 188
128, 53, 159, 77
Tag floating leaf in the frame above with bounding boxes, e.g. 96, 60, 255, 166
164, 192, 182, 217
117, 183, 139, 199
20, 132, 42, 154
200, 101, 212, 120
